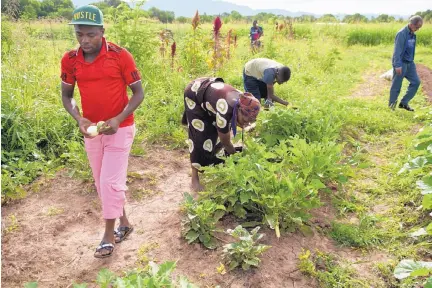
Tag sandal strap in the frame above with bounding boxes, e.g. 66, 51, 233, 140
116, 226, 130, 233
114, 226, 131, 237
96, 242, 114, 251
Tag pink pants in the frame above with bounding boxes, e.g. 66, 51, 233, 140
84, 125, 135, 219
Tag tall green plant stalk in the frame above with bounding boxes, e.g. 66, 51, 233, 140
171, 41, 176, 70
226, 29, 232, 59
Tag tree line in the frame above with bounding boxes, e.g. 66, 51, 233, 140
1, 0, 431, 24
1, 0, 74, 19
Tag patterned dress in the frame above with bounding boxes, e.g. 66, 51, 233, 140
184, 77, 240, 170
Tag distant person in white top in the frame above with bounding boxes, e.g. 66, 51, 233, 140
243, 58, 291, 107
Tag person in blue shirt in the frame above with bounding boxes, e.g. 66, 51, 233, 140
250, 20, 263, 47
389, 15, 423, 111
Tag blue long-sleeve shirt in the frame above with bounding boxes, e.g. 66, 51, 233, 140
392, 25, 416, 68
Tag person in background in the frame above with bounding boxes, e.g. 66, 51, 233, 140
250, 20, 263, 47
389, 15, 423, 112
243, 58, 291, 107
182, 77, 260, 192
60, 5, 144, 258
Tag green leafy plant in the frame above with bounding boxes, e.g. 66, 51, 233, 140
181, 193, 225, 249
279, 137, 347, 184
399, 122, 432, 210
202, 139, 327, 238
256, 107, 342, 147
112, 262, 197, 288
418, 176, 432, 210
222, 225, 270, 271
394, 259, 432, 279
394, 259, 432, 287
76, 261, 198, 288
299, 249, 367, 287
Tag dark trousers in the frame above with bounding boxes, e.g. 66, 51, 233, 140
243, 70, 268, 101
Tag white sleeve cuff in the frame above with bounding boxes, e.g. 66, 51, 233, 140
128, 79, 141, 86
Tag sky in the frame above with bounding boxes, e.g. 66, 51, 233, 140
222, 0, 431, 16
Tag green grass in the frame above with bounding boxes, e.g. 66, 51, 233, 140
330, 215, 384, 248
292, 22, 432, 46
299, 249, 369, 287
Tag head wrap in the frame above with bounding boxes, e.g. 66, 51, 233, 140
239, 92, 260, 120
231, 92, 260, 136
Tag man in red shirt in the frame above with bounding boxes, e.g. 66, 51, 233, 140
60, 5, 144, 258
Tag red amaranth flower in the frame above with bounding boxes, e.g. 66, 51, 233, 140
171, 41, 176, 58
213, 16, 222, 36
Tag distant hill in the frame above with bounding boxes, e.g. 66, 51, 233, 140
142, 0, 317, 17
71, 0, 409, 19
71, 0, 317, 17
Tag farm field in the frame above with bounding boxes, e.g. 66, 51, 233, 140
1, 9, 432, 288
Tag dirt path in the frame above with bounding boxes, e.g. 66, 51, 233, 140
417, 64, 432, 102
350, 70, 390, 99
350, 64, 432, 102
